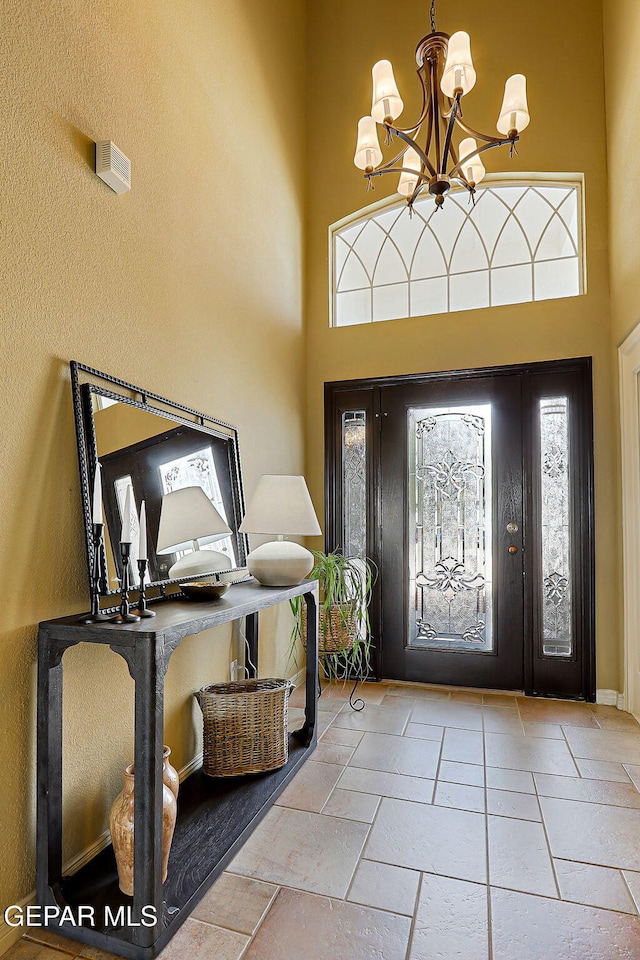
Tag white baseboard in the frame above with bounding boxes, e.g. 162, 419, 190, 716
0, 893, 32, 956
291, 667, 306, 689
0, 752, 205, 955
596, 688, 625, 709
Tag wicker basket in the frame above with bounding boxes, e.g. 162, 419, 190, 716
195, 679, 293, 777
303, 601, 357, 655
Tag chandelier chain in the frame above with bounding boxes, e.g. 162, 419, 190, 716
430, 0, 436, 33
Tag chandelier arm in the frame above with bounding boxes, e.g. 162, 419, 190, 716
389, 126, 437, 178
453, 114, 516, 146
440, 94, 461, 175
423, 106, 435, 175
368, 163, 431, 183
372, 123, 435, 177
448, 137, 518, 178
391, 65, 431, 135
430, 57, 442, 175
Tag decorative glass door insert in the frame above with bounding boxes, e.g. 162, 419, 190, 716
409, 404, 493, 652
539, 396, 573, 657
342, 411, 367, 559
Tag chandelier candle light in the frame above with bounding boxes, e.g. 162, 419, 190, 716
354, 0, 530, 207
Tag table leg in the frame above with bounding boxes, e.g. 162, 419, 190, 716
245, 613, 258, 679
295, 590, 318, 747
130, 636, 165, 947
36, 629, 64, 906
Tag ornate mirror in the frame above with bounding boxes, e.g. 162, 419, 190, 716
71, 362, 248, 603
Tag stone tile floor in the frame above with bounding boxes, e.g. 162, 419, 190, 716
14, 682, 640, 959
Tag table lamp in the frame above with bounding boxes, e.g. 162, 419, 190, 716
239, 475, 321, 586
156, 486, 232, 579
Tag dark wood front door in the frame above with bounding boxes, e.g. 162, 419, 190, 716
325, 359, 595, 699
380, 375, 524, 690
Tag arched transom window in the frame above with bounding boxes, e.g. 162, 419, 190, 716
331, 180, 583, 327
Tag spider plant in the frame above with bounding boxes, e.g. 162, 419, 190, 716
290, 549, 376, 682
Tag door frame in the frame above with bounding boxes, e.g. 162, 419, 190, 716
619, 325, 640, 718
325, 357, 595, 699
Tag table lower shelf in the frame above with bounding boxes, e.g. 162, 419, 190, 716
50, 734, 315, 959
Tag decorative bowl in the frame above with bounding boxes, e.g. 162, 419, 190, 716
179, 581, 230, 601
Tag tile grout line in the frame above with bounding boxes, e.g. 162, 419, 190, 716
620, 871, 640, 917
355, 859, 640, 914
430, 709, 447, 803
231, 882, 282, 958
482, 709, 494, 960
403, 871, 425, 960
533, 768, 562, 900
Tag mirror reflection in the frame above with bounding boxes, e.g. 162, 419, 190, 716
93, 396, 238, 589
82, 385, 246, 594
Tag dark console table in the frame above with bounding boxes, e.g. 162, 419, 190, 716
37, 579, 318, 959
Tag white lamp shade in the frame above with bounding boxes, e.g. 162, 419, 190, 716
397, 146, 422, 197
239, 475, 321, 536
354, 116, 383, 171
371, 60, 404, 123
440, 32, 476, 98
458, 137, 486, 185
497, 74, 530, 134
156, 486, 231, 554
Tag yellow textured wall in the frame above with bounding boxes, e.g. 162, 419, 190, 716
603, 0, 640, 348
602, 0, 640, 712
1, 0, 306, 913
305, 0, 617, 687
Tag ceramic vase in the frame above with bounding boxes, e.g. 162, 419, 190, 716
109, 755, 177, 897
163, 745, 179, 800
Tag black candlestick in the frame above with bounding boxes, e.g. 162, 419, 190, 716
78, 523, 111, 624
110, 542, 141, 624
136, 559, 156, 618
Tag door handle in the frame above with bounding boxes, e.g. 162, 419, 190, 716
508, 545, 518, 554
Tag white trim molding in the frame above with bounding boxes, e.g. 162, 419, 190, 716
0, 893, 32, 956
619, 323, 640, 718
596, 688, 625, 708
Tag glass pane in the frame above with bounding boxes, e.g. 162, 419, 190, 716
491, 263, 533, 307
539, 397, 573, 657
335, 288, 371, 326
332, 182, 583, 327
373, 239, 409, 284
373, 282, 409, 322
409, 404, 493, 651
159, 446, 236, 567
337, 250, 370, 292
410, 277, 448, 317
449, 270, 490, 313
534, 257, 580, 300
342, 412, 367, 559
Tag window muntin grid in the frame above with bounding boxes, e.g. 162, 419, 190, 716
331, 182, 583, 326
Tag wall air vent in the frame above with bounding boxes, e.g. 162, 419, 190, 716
95, 141, 131, 194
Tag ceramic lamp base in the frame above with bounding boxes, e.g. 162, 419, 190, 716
168, 550, 230, 579
247, 540, 313, 586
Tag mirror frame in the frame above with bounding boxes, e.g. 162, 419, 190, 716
70, 361, 248, 602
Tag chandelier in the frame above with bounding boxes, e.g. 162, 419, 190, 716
353, 0, 530, 208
